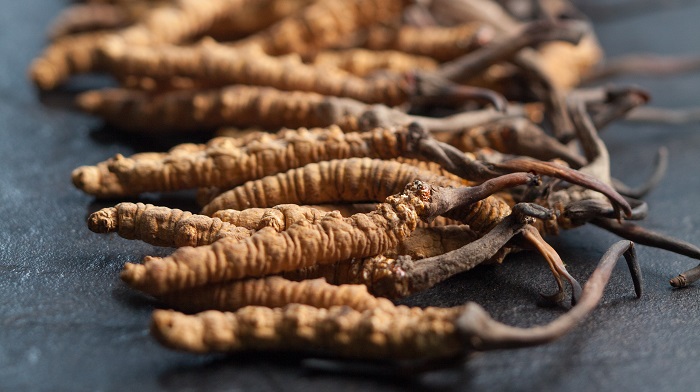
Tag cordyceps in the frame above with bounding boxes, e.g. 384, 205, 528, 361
358, 207, 576, 301
97, 39, 412, 106
74, 84, 507, 134
154, 202, 576, 305
309, 49, 439, 77
74, 86, 370, 133
158, 276, 397, 315
90, 200, 534, 302
50, 0, 315, 44
151, 241, 641, 363
198, 154, 631, 236
119, 176, 541, 296
358, 22, 491, 62
46, 3, 138, 41
87, 202, 251, 248
71, 125, 458, 198
87, 202, 352, 247
88, 20, 580, 108
30, 0, 409, 90
30, 0, 258, 90
197, 157, 481, 218
89, 196, 580, 303
91, 201, 474, 253
232, 0, 410, 57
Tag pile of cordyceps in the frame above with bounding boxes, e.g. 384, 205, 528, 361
30, 0, 700, 368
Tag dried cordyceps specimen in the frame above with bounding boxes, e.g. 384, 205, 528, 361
75, 84, 511, 134
71, 126, 460, 198
154, 304, 465, 359
159, 276, 396, 314
30, 31, 115, 91
198, 157, 474, 217
88, 202, 252, 247
30, 0, 255, 90
150, 240, 640, 360
204, 0, 315, 41
121, 176, 539, 295
670, 264, 700, 288
47, 3, 136, 41
98, 40, 412, 106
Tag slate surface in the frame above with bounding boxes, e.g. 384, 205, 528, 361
1, 1, 700, 391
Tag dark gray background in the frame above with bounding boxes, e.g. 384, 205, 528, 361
2, 1, 700, 391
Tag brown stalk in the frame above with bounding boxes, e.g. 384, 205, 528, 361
458, 241, 641, 350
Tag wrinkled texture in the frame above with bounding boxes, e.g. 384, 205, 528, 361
72, 126, 412, 197
151, 304, 463, 359
159, 276, 396, 313
121, 191, 422, 295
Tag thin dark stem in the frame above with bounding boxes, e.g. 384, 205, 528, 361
499, 118, 586, 168
593, 218, 700, 261
457, 241, 640, 350
436, 140, 501, 180
419, 173, 541, 222
489, 158, 632, 218
436, 20, 585, 83
564, 86, 649, 143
